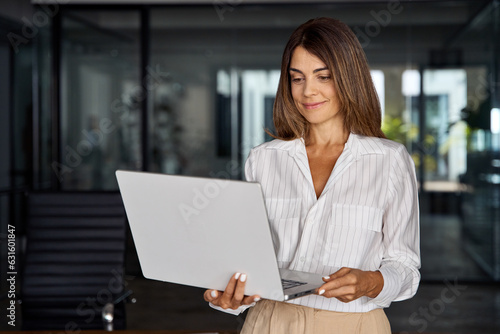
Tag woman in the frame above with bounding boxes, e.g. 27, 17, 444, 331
204, 17, 420, 333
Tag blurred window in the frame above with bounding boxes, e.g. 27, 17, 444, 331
59, 10, 141, 190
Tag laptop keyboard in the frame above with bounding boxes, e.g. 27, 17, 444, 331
281, 278, 307, 290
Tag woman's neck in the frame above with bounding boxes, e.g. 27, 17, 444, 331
306, 122, 349, 147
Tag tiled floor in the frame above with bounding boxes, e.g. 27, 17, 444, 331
419, 214, 488, 281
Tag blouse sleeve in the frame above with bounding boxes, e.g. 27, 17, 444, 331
244, 148, 256, 182
371, 145, 421, 307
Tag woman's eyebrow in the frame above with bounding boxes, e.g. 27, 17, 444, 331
313, 67, 329, 73
289, 68, 303, 74
289, 67, 329, 74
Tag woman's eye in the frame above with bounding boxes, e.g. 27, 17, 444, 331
292, 77, 304, 84
319, 76, 331, 81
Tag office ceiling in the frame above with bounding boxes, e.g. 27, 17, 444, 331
60, 0, 497, 66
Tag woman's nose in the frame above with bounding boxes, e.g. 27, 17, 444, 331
303, 79, 318, 97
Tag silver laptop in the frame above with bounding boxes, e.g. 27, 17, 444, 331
116, 170, 324, 301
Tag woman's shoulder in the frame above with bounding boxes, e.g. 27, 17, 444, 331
245, 139, 299, 179
250, 138, 300, 153
354, 133, 409, 156
354, 134, 416, 179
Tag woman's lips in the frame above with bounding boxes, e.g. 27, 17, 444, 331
302, 102, 325, 110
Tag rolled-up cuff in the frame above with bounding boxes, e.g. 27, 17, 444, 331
371, 266, 402, 308
208, 302, 256, 316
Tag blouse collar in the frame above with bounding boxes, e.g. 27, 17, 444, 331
264, 132, 386, 161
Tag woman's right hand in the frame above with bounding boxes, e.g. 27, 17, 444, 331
204, 272, 261, 310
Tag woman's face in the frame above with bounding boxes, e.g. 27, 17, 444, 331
289, 46, 341, 127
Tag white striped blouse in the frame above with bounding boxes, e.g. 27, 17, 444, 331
244, 132, 420, 312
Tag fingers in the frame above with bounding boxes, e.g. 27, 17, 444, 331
325, 267, 352, 281
318, 283, 356, 300
219, 273, 245, 308
204, 289, 221, 303
232, 273, 247, 304
322, 267, 352, 284
243, 294, 261, 305
207, 272, 260, 310
222, 272, 240, 298
232, 274, 261, 305
317, 267, 361, 301
319, 269, 382, 302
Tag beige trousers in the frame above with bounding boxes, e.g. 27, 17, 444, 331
241, 300, 391, 334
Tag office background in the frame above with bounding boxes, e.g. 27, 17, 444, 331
0, 0, 499, 332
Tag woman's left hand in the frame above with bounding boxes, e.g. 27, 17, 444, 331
317, 267, 384, 303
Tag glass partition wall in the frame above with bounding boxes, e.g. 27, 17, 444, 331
59, 10, 141, 190
149, 7, 288, 178
449, 3, 500, 280
36, 2, 499, 284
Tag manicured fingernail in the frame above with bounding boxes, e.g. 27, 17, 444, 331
323, 276, 330, 280
211, 290, 218, 298
240, 274, 247, 282
319, 289, 325, 295
235, 272, 241, 280
254, 297, 261, 302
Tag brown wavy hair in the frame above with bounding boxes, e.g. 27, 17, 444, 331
271, 17, 386, 140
